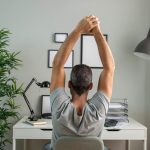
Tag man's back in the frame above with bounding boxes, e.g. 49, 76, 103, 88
50, 88, 109, 149
48, 16, 115, 150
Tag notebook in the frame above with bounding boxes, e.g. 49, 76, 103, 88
25, 119, 47, 126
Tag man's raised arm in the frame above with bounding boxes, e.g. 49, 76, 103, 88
50, 16, 99, 92
92, 17, 115, 99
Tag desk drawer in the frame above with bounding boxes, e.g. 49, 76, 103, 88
13, 128, 52, 139
102, 129, 146, 140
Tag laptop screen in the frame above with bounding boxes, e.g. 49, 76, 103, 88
41, 95, 51, 115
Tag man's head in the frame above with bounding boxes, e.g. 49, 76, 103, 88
69, 64, 93, 96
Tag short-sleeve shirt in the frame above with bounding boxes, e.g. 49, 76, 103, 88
50, 88, 109, 149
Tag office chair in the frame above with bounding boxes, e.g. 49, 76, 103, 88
55, 136, 104, 150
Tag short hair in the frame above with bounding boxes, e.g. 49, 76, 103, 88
70, 64, 92, 96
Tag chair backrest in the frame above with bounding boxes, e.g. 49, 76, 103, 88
55, 136, 104, 150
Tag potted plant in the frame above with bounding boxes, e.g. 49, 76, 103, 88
0, 29, 23, 150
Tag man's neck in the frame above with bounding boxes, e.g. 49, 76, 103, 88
72, 93, 88, 116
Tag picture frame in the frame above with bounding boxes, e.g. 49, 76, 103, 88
48, 49, 74, 68
81, 34, 108, 69
54, 33, 68, 43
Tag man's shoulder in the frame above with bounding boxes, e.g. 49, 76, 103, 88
50, 88, 69, 98
87, 91, 110, 114
50, 88, 70, 109
89, 91, 110, 102
50, 87, 65, 94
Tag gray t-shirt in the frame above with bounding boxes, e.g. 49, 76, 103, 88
50, 88, 109, 149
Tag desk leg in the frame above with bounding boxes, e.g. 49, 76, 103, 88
126, 140, 130, 150
13, 138, 16, 150
144, 140, 147, 150
23, 139, 27, 150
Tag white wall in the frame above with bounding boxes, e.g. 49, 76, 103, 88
145, 61, 150, 150
0, 0, 150, 150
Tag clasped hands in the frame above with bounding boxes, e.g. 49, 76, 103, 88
75, 15, 101, 35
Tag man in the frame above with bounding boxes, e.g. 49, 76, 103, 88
46, 15, 115, 150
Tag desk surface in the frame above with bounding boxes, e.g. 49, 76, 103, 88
14, 116, 53, 129
13, 116, 147, 130
13, 117, 147, 150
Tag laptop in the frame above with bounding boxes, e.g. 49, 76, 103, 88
41, 95, 52, 119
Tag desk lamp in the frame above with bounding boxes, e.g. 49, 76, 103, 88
134, 29, 150, 60
22, 78, 50, 121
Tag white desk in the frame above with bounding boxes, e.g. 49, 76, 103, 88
13, 116, 147, 150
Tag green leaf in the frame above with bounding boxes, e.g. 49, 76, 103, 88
0, 28, 23, 149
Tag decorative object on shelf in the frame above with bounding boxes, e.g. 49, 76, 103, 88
22, 78, 50, 121
54, 33, 68, 43
134, 28, 150, 60
80, 34, 108, 68
48, 49, 74, 68
0, 29, 23, 150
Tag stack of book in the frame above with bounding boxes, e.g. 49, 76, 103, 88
105, 98, 128, 127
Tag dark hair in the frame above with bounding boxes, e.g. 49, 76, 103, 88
70, 64, 92, 96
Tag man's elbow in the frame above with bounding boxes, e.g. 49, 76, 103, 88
52, 59, 57, 67
52, 60, 59, 68
108, 66, 115, 74
52, 59, 63, 68
111, 63, 115, 71
104, 63, 115, 72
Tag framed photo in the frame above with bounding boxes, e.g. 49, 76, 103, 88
81, 34, 108, 69
48, 49, 74, 68
54, 33, 68, 43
